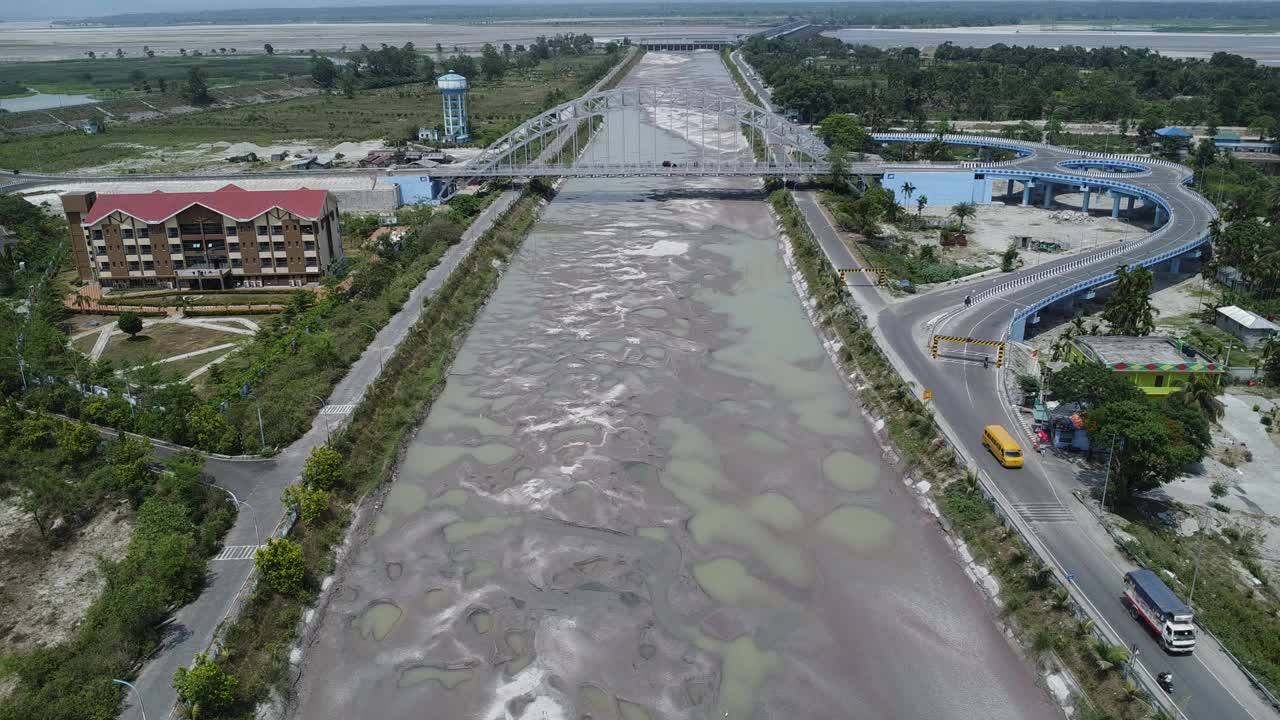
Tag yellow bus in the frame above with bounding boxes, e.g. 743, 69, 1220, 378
982, 424, 1024, 468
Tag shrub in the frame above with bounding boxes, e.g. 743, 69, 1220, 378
255, 538, 306, 596
281, 483, 330, 525
117, 312, 143, 338
302, 445, 343, 490
173, 652, 238, 718
1209, 500, 1231, 513
1210, 480, 1229, 500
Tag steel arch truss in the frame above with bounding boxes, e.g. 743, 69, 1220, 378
458, 85, 830, 178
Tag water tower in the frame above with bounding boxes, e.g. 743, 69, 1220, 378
436, 73, 470, 143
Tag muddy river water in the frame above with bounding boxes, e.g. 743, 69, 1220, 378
292, 52, 1055, 720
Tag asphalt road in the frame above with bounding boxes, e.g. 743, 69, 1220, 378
747, 76, 1276, 720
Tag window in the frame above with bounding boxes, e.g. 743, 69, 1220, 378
124, 245, 137, 255
95, 246, 108, 257
304, 241, 316, 251
99, 262, 110, 272
172, 259, 184, 269
179, 223, 202, 235
1154, 375, 1166, 388
186, 242, 204, 252
127, 261, 140, 272
139, 243, 151, 254
137, 227, 149, 239
169, 244, 182, 255
143, 261, 154, 271
301, 224, 315, 235
228, 242, 240, 253
208, 241, 226, 252
167, 227, 179, 238
258, 242, 271, 252
121, 228, 134, 240
273, 242, 286, 253
231, 258, 243, 268
261, 257, 273, 268
92, 229, 103, 241
256, 225, 268, 236
226, 226, 238, 237
271, 225, 284, 236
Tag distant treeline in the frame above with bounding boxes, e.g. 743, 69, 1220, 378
56, 2, 1280, 29
744, 35, 1280, 129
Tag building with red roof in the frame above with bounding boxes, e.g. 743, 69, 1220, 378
63, 184, 344, 290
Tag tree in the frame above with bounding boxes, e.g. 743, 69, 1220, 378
1248, 114, 1276, 141
1001, 244, 1019, 273
339, 68, 357, 98
179, 48, 186, 57
1047, 362, 1143, 407
309, 54, 338, 89
302, 444, 342, 490
173, 652, 238, 718
817, 114, 869, 152
1194, 138, 1218, 169
117, 312, 144, 339
916, 195, 927, 216
900, 181, 916, 206
255, 537, 305, 595
116, 48, 124, 59
827, 146, 848, 189
1086, 400, 1202, 501
182, 66, 211, 105
950, 202, 976, 230
87, 50, 96, 59
18, 468, 74, 540
480, 43, 507, 80
1171, 376, 1224, 423
263, 43, 274, 55
1043, 115, 1064, 144
1263, 336, 1280, 384
56, 420, 100, 463
1102, 265, 1158, 336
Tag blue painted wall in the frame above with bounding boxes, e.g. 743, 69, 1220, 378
385, 176, 451, 206
882, 171, 993, 207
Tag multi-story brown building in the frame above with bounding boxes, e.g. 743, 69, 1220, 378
63, 184, 344, 290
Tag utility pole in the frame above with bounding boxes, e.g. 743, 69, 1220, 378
112, 678, 147, 720
1188, 507, 1208, 608
255, 397, 267, 450
1099, 434, 1118, 511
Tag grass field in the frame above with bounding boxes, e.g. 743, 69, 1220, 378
107, 291, 293, 308
99, 322, 240, 366
0, 54, 606, 173
0, 54, 314, 97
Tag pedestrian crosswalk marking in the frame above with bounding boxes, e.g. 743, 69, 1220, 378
321, 404, 356, 415
213, 544, 264, 561
1012, 502, 1075, 523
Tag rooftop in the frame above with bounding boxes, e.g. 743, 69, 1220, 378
1155, 127, 1192, 138
1217, 305, 1280, 332
77, 184, 330, 225
1071, 335, 1220, 371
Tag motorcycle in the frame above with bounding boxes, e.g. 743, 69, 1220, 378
1158, 671, 1174, 693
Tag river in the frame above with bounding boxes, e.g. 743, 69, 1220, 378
290, 51, 1055, 720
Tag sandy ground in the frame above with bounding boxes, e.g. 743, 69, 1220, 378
907, 201, 1143, 270
56, 138, 390, 177
0, 498, 134, 652
0, 21, 757, 62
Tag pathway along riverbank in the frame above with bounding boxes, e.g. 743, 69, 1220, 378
288, 51, 1056, 720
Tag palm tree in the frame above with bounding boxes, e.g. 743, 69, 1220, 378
950, 202, 977, 230
1173, 376, 1225, 423
916, 195, 927, 216
900, 181, 916, 205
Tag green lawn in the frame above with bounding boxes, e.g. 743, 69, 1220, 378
0, 54, 607, 173
108, 291, 293, 308
98, 322, 241, 366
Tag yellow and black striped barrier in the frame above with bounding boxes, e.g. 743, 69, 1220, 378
838, 267, 889, 287
930, 335, 1005, 368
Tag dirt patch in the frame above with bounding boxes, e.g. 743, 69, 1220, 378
0, 498, 134, 653
907, 203, 1144, 270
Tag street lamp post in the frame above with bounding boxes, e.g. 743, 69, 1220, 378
1188, 507, 1208, 609
360, 322, 385, 370
1100, 435, 1118, 511
214, 486, 261, 546
310, 394, 332, 442
112, 678, 146, 720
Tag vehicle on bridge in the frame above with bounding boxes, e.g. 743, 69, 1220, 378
981, 424, 1023, 468
1124, 569, 1196, 653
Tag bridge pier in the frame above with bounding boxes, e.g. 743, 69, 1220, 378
1111, 191, 1122, 219
1169, 256, 1181, 274
1154, 205, 1166, 227
1042, 182, 1054, 209
1081, 186, 1091, 213
1007, 179, 1015, 198
1022, 182, 1033, 206
1126, 196, 1136, 211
